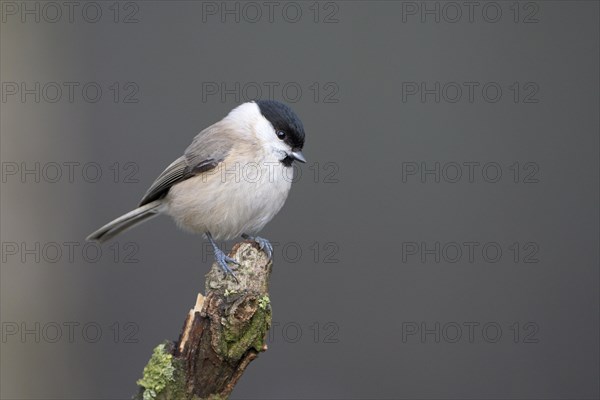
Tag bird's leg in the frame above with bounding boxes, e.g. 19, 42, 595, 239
206, 231, 239, 282
241, 233, 273, 259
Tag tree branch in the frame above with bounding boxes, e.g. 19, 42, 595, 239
135, 241, 273, 400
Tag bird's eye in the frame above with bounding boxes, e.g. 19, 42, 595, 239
276, 130, 286, 140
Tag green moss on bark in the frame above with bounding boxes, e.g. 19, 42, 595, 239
136, 342, 187, 400
135, 243, 273, 399
224, 306, 271, 360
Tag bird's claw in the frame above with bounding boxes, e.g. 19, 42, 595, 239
206, 231, 239, 282
242, 234, 273, 259
214, 247, 240, 282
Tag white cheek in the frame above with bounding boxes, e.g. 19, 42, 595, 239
253, 111, 290, 156
227, 101, 291, 157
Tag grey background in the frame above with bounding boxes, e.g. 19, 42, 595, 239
1, 1, 598, 399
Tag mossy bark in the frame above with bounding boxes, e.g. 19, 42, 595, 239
135, 241, 273, 400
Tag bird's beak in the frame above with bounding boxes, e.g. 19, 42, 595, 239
290, 151, 307, 163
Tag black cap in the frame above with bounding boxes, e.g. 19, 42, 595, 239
255, 100, 305, 150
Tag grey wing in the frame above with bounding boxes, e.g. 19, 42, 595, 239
138, 157, 188, 206
138, 125, 231, 206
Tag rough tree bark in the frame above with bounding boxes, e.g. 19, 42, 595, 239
134, 241, 273, 400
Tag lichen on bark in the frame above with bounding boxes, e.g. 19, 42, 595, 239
135, 241, 273, 400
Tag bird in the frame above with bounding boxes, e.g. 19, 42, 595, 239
87, 100, 306, 279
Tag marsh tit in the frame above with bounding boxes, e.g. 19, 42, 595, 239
87, 100, 306, 278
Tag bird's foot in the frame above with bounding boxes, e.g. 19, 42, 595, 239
242, 234, 273, 259
213, 247, 240, 282
206, 231, 239, 282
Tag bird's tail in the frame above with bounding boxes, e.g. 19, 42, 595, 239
86, 200, 165, 243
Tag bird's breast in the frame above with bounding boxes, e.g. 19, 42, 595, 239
165, 155, 293, 240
